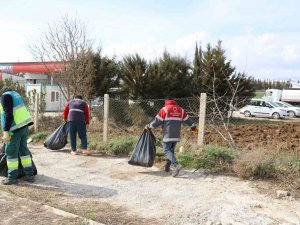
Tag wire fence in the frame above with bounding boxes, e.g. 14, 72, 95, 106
90, 95, 252, 138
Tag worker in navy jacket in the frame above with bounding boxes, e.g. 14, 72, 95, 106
63, 95, 91, 155
146, 98, 198, 177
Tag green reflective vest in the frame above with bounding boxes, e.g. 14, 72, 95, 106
0, 91, 33, 133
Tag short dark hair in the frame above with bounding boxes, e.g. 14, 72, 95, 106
75, 95, 83, 100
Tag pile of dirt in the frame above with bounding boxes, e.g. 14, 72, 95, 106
205, 122, 300, 151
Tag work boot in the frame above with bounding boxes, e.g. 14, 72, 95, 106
82, 150, 92, 155
1, 178, 18, 185
22, 175, 35, 183
173, 164, 182, 177
164, 160, 171, 172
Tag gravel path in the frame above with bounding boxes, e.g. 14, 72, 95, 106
2, 144, 300, 225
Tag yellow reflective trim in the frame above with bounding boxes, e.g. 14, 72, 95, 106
13, 106, 32, 124
7, 161, 19, 168
21, 157, 32, 166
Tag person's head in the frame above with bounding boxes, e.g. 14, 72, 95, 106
74, 95, 83, 100
164, 98, 176, 106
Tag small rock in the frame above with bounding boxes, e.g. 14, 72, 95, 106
206, 221, 214, 225
276, 190, 291, 198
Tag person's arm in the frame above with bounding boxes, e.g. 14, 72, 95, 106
148, 107, 166, 129
63, 104, 69, 121
1, 94, 13, 131
182, 109, 196, 128
84, 103, 90, 125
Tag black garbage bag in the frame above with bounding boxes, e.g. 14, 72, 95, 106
0, 143, 37, 178
44, 121, 69, 150
128, 129, 156, 167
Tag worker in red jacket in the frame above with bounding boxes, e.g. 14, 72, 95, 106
63, 95, 91, 155
146, 98, 198, 177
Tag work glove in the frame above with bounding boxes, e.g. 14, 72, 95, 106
191, 126, 198, 135
144, 125, 151, 131
2, 131, 11, 143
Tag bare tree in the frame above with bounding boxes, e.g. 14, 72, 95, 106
29, 15, 94, 100
205, 61, 251, 149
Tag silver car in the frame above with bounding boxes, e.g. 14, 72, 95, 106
272, 101, 300, 118
240, 99, 288, 119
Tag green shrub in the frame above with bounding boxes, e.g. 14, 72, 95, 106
177, 145, 235, 171
253, 161, 279, 179
30, 132, 49, 143
89, 136, 136, 156
177, 152, 198, 168
200, 145, 235, 170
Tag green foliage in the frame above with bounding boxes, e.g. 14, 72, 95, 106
253, 161, 279, 179
120, 54, 148, 100
254, 91, 265, 98
0, 78, 29, 105
177, 152, 197, 168
86, 50, 120, 99
199, 145, 235, 169
30, 132, 50, 143
178, 145, 236, 171
27, 87, 47, 113
89, 136, 136, 156
120, 51, 193, 100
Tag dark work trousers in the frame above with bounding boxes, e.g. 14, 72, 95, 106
162, 141, 178, 165
69, 121, 87, 151
5, 126, 34, 181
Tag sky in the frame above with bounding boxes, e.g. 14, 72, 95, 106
0, 0, 300, 81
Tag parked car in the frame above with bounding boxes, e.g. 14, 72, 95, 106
240, 99, 288, 119
271, 101, 300, 118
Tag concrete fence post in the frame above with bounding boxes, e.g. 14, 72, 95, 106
103, 94, 109, 142
197, 93, 207, 146
34, 93, 39, 133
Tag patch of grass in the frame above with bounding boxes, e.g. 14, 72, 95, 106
177, 152, 198, 169
178, 145, 236, 172
199, 145, 235, 170
89, 136, 136, 156
255, 91, 265, 99
233, 150, 300, 180
30, 132, 49, 143
84, 209, 95, 220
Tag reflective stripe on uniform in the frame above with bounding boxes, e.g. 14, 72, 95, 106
20, 155, 32, 168
7, 158, 19, 170
183, 115, 190, 121
156, 115, 164, 121
70, 109, 84, 113
164, 117, 183, 121
10, 118, 33, 131
163, 138, 180, 142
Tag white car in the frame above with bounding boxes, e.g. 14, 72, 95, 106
272, 101, 300, 118
240, 99, 288, 119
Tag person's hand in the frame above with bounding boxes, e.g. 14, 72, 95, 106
191, 126, 198, 135
2, 131, 11, 143
144, 125, 151, 131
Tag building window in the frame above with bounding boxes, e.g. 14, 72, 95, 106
51, 91, 60, 102
51, 91, 55, 102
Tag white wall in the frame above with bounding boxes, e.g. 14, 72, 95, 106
25, 84, 67, 112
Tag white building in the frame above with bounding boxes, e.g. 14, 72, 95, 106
25, 83, 66, 112
1, 72, 66, 112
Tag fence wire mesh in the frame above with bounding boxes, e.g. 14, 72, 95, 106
90, 95, 252, 138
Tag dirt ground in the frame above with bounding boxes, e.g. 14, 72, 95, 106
203, 121, 300, 152
1, 142, 300, 225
